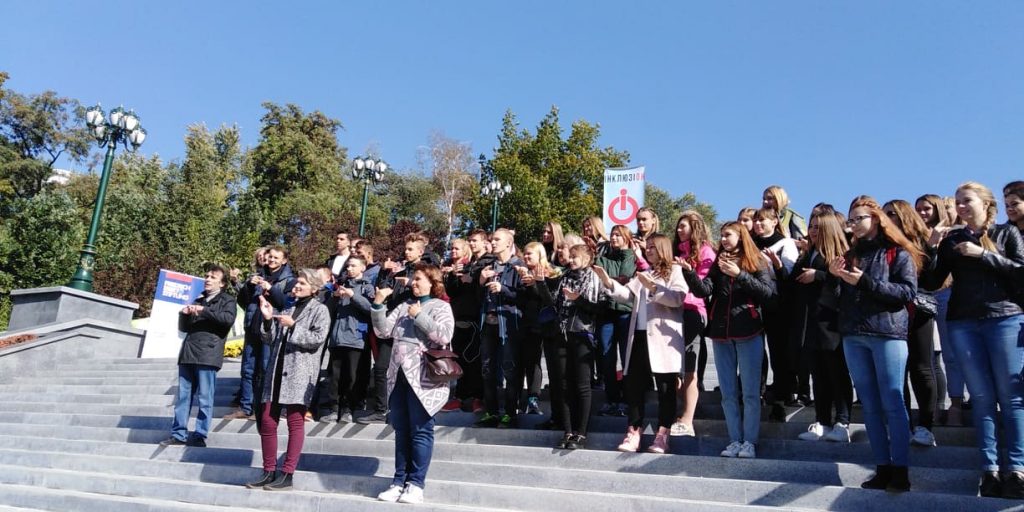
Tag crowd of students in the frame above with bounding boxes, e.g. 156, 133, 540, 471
165, 180, 1024, 503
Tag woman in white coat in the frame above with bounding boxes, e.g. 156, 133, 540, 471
594, 234, 688, 454
372, 263, 454, 505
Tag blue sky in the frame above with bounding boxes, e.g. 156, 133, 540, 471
3, 1, 1022, 224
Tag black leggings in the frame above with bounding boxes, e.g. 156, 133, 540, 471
763, 310, 796, 401
452, 323, 483, 401
555, 332, 594, 435
519, 330, 544, 398
812, 345, 853, 426
624, 331, 679, 429
371, 339, 393, 413
904, 317, 938, 430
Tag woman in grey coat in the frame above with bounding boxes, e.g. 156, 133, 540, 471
372, 263, 454, 505
245, 269, 330, 491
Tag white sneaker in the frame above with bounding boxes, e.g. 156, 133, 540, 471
377, 484, 404, 502
398, 483, 424, 504
670, 421, 696, 437
822, 422, 851, 443
797, 422, 827, 441
720, 441, 743, 458
911, 426, 937, 447
737, 441, 756, 459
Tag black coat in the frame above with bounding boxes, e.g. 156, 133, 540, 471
921, 223, 1024, 321
684, 260, 776, 341
836, 239, 917, 340
789, 249, 841, 351
178, 291, 238, 369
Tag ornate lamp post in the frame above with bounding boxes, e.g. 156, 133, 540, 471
67, 105, 147, 292
351, 156, 387, 237
481, 179, 511, 232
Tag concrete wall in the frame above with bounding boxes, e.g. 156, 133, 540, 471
0, 321, 145, 384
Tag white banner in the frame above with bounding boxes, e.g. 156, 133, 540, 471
140, 269, 205, 359
603, 166, 645, 235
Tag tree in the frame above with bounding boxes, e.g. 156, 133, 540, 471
473, 107, 629, 243
0, 80, 92, 201
645, 183, 720, 235
419, 131, 476, 248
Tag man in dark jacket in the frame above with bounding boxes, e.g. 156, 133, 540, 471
227, 245, 296, 419
161, 264, 238, 447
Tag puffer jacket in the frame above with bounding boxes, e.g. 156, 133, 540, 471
920, 223, 1024, 321
835, 238, 917, 340
683, 259, 776, 341
327, 277, 375, 349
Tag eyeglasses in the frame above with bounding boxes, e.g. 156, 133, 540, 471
845, 214, 873, 226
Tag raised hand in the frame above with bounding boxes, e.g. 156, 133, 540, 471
258, 295, 274, 320
374, 287, 394, 305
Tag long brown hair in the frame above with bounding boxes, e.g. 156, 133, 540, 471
810, 212, 849, 265
719, 221, 763, 274
646, 234, 674, 280
883, 199, 930, 248
674, 210, 712, 269
847, 196, 924, 271
914, 194, 950, 229
636, 207, 660, 240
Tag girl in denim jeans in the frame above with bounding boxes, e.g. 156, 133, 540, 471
921, 182, 1024, 498
681, 222, 776, 460
831, 196, 923, 493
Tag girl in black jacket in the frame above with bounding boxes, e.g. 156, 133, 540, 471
831, 196, 922, 493
681, 221, 776, 460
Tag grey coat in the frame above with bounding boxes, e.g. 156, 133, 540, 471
260, 299, 330, 406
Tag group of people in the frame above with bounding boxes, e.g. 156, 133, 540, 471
161, 180, 1024, 503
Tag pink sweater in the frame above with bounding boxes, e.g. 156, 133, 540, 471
678, 241, 716, 318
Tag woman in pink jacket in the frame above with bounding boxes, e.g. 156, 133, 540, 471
672, 211, 717, 435
594, 234, 688, 454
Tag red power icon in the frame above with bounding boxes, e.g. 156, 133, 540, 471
607, 188, 640, 224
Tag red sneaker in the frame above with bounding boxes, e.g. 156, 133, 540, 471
441, 398, 462, 412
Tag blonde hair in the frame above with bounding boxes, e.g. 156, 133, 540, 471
524, 242, 553, 274
810, 213, 849, 265
582, 216, 607, 242
763, 185, 790, 212
545, 221, 564, 251
646, 234, 674, 280
956, 181, 999, 251
297, 268, 324, 289
569, 243, 594, 266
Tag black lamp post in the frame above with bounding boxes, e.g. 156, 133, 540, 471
67, 104, 147, 292
351, 156, 386, 237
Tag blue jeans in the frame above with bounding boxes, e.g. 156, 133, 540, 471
171, 364, 218, 441
713, 335, 764, 444
389, 371, 436, 488
239, 329, 271, 415
597, 312, 631, 403
947, 314, 1024, 471
935, 288, 965, 399
843, 335, 910, 466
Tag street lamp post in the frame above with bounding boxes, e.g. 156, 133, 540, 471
350, 156, 387, 237
67, 104, 147, 292
481, 179, 511, 232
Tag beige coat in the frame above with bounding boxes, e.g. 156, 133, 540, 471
371, 298, 454, 416
606, 266, 688, 375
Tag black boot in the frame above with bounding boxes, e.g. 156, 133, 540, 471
861, 465, 892, 490
1000, 471, 1024, 499
264, 471, 293, 490
245, 471, 276, 489
886, 465, 910, 493
980, 471, 1002, 498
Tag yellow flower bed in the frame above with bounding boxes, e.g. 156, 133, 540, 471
224, 337, 244, 358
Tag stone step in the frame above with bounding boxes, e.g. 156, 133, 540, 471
0, 483, 270, 512
0, 431, 984, 497
0, 400, 977, 447
0, 461, 780, 512
0, 444, 1002, 512
0, 412, 979, 471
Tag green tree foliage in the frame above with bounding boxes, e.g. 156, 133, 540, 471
645, 183, 720, 236
473, 107, 630, 242
0, 191, 85, 289
0, 80, 92, 202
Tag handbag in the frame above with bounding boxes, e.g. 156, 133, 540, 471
422, 348, 463, 383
